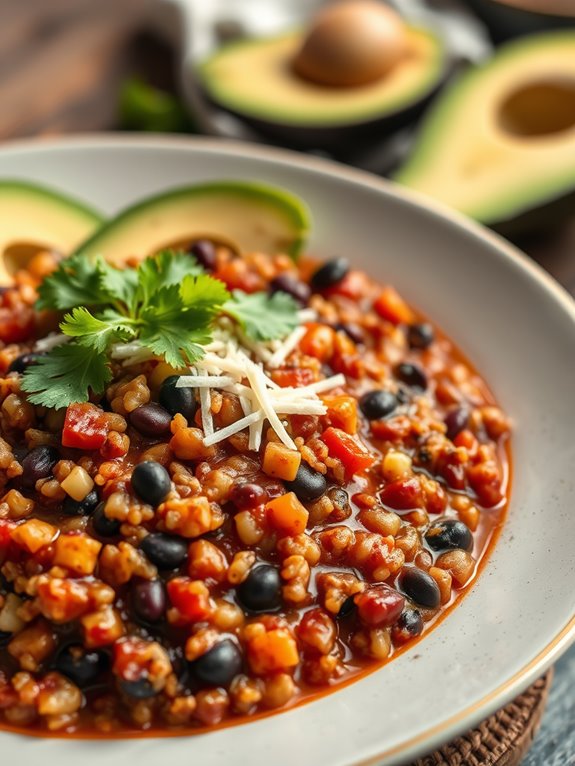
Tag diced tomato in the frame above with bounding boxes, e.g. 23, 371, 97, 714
62, 403, 108, 450
0, 306, 35, 344
355, 585, 405, 627
373, 286, 415, 325
379, 477, 422, 510
271, 367, 316, 388
167, 577, 213, 622
0, 520, 15, 549
214, 260, 263, 293
322, 427, 376, 476
324, 270, 366, 300
321, 395, 358, 434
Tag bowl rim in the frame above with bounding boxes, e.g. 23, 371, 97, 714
0, 133, 573, 762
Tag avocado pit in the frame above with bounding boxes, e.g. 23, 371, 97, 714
293, 0, 408, 88
498, 79, 575, 137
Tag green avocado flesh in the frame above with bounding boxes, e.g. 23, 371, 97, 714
74, 181, 311, 264
0, 181, 103, 285
198, 27, 445, 128
395, 31, 575, 228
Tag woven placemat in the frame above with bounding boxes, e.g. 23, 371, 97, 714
412, 670, 554, 766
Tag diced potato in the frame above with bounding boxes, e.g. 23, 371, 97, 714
60, 466, 94, 502
81, 606, 125, 648
10, 519, 58, 553
262, 442, 301, 482
266, 493, 309, 536
53, 533, 102, 575
0, 593, 25, 633
170, 427, 216, 461
8, 619, 56, 671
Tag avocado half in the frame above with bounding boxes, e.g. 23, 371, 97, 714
394, 30, 575, 236
0, 181, 103, 286
466, 0, 575, 43
198, 28, 446, 150
74, 181, 310, 264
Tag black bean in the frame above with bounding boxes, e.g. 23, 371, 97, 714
189, 239, 217, 271
230, 482, 269, 511
92, 502, 121, 537
131, 461, 171, 506
335, 322, 364, 344
159, 376, 197, 419
189, 639, 243, 688
359, 390, 398, 420
425, 519, 473, 553
21, 445, 59, 489
129, 403, 173, 438
120, 678, 156, 699
444, 407, 470, 441
269, 274, 311, 306
0, 631, 12, 647
62, 490, 99, 516
237, 564, 282, 612
398, 568, 441, 609
284, 462, 327, 502
394, 363, 428, 391
407, 323, 435, 350
336, 595, 356, 619
55, 644, 108, 688
391, 608, 424, 644
7, 352, 44, 374
140, 533, 188, 570
326, 486, 351, 518
131, 579, 167, 624
310, 257, 349, 291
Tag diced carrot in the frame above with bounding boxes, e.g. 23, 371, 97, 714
247, 628, 299, 675
262, 442, 302, 482
299, 323, 335, 362
170, 427, 216, 460
10, 519, 58, 553
321, 395, 358, 434
373, 286, 415, 325
322, 427, 376, 477
266, 492, 309, 536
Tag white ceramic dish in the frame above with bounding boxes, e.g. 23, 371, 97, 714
0, 136, 573, 766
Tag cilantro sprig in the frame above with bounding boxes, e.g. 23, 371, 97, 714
22, 250, 299, 408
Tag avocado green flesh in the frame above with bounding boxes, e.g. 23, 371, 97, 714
198, 27, 445, 128
74, 182, 311, 264
395, 31, 575, 226
0, 181, 103, 285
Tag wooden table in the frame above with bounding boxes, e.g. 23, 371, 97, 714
1, 1, 574, 762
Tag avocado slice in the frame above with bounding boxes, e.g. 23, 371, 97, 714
74, 181, 310, 264
0, 181, 103, 285
198, 28, 446, 150
395, 31, 575, 235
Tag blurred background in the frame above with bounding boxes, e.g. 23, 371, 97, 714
1, 0, 574, 762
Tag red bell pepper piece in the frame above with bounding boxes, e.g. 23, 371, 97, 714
322, 427, 376, 476
62, 403, 108, 450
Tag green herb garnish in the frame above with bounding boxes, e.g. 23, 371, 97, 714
22, 250, 299, 408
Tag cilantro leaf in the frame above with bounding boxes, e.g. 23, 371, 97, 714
224, 290, 299, 341
179, 273, 230, 313
60, 307, 135, 352
136, 250, 204, 308
21, 343, 112, 407
139, 284, 212, 368
97, 257, 139, 309
36, 253, 112, 311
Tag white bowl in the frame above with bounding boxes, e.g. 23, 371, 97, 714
0, 136, 573, 766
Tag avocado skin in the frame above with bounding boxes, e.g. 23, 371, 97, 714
466, 0, 575, 43
201, 80, 446, 152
